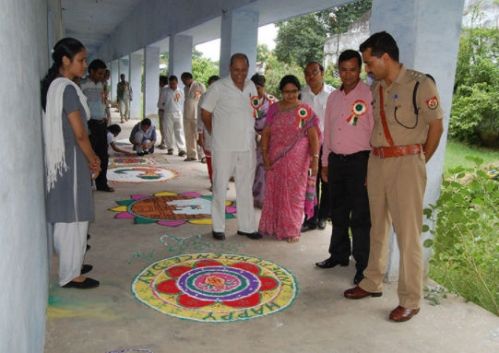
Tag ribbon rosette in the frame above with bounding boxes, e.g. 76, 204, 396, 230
346, 100, 367, 126
250, 95, 264, 119
295, 105, 311, 128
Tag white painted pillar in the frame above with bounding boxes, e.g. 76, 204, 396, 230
111, 60, 119, 103
1, 0, 50, 352
370, 0, 465, 280
219, 7, 259, 77
144, 45, 160, 118
168, 34, 193, 82
129, 53, 142, 119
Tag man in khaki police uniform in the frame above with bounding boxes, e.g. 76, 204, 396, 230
344, 31, 444, 322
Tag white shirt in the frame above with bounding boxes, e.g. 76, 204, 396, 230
201, 77, 257, 152
301, 83, 334, 132
184, 81, 206, 120
163, 87, 184, 114
80, 79, 106, 119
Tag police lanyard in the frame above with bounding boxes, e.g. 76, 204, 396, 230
379, 85, 395, 147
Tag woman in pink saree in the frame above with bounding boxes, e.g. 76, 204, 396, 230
258, 75, 321, 243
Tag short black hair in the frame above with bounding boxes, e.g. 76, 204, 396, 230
359, 31, 399, 62
207, 75, 220, 86
338, 49, 362, 68
107, 124, 121, 135
141, 118, 152, 127
279, 75, 301, 91
305, 61, 324, 73
181, 72, 193, 80
169, 75, 178, 82
159, 75, 168, 85
88, 59, 107, 73
251, 73, 266, 87
230, 53, 249, 67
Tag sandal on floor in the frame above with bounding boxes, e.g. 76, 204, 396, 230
286, 237, 300, 243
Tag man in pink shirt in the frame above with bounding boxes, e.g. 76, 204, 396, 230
316, 50, 374, 286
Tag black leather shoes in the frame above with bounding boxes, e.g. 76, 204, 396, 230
301, 222, 317, 232
353, 271, 364, 285
212, 231, 226, 240
317, 219, 327, 229
63, 277, 100, 289
315, 257, 349, 269
81, 264, 93, 275
237, 231, 262, 240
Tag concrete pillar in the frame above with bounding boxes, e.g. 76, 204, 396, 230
111, 60, 119, 103
370, 0, 465, 280
129, 53, 143, 119
168, 34, 193, 82
219, 7, 259, 77
1, 0, 51, 352
144, 45, 160, 118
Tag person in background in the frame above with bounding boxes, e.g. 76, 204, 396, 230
103, 69, 111, 122
258, 75, 321, 243
163, 75, 186, 156
197, 75, 220, 188
181, 72, 206, 161
129, 118, 157, 156
81, 59, 113, 192
250, 73, 276, 209
301, 61, 334, 231
41, 37, 100, 289
107, 124, 133, 156
117, 73, 132, 123
157, 75, 169, 150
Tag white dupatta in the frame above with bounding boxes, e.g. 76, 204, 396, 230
43, 77, 91, 191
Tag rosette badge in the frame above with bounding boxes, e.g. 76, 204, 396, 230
296, 105, 310, 128
346, 100, 367, 126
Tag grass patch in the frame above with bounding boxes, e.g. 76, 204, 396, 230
445, 140, 499, 171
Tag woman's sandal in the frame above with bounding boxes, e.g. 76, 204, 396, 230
286, 237, 300, 243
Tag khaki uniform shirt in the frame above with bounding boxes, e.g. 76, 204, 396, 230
184, 81, 206, 120
370, 66, 443, 147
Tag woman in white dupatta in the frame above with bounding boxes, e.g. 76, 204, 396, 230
41, 38, 101, 289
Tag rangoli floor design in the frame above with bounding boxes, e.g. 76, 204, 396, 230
109, 191, 236, 226
132, 253, 298, 322
107, 166, 176, 183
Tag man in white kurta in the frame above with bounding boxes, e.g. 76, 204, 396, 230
201, 53, 260, 241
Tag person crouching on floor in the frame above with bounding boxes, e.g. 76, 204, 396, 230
129, 118, 157, 156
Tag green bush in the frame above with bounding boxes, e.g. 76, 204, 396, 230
450, 28, 499, 146
424, 157, 499, 315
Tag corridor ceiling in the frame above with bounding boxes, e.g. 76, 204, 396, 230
61, 0, 345, 58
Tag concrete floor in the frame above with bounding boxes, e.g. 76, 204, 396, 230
45, 115, 499, 353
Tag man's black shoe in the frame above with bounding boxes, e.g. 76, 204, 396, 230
86, 244, 91, 251
237, 231, 262, 240
353, 271, 365, 285
301, 222, 317, 232
63, 277, 100, 289
315, 257, 349, 269
81, 264, 93, 275
212, 231, 225, 240
317, 219, 327, 230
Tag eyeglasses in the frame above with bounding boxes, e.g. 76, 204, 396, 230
282, 89, 299, 94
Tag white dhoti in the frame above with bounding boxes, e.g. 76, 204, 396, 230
53, 221, 88, 286
211, 149, 256, 233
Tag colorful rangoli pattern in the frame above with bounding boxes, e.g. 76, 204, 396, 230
107, 167, 176, 183
132, 253, 298, 322
109, 191, 236, 226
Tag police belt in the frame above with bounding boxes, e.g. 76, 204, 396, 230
372, 144, 422, 159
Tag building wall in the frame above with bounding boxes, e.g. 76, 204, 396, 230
0, 0, 51, 352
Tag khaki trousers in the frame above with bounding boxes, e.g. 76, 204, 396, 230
359, 153, 427, 309
183, 118, 198, 159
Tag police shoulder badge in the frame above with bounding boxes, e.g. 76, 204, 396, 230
426, 96, 439, 110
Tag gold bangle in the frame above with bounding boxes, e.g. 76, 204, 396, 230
311, 154, 319, 158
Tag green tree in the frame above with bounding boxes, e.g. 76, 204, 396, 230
274, 14, 327, 67
257, 44, 271, 64
263, 54, 304, 97
192, 56, 219, 86
317, 0, 372, 35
